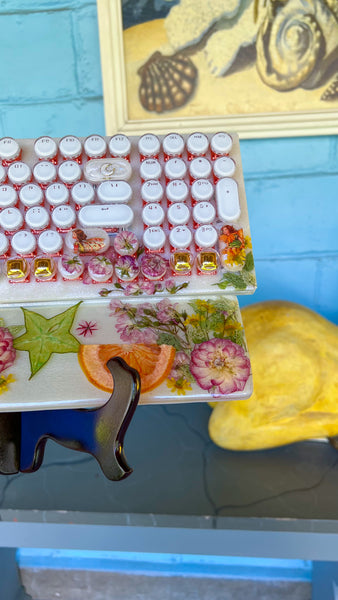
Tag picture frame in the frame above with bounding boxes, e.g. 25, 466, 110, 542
97, 0, 338, 138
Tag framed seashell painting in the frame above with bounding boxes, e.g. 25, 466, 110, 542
97, 0, 338, 138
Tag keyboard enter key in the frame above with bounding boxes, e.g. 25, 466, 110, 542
216, 178, 241, 223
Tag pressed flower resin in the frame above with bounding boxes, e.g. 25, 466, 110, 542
190, 338, 250, 395
219, 225, 252, 271
140, 254, 167, 281
114, 255, 139, 282
88, 256, 113, 283
113, 230, 139, 256
58, 255, 84, 280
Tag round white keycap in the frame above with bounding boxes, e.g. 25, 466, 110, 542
166, 180, 188, 203
0, 138, 20, 161
169, 226, 192, 249
187, 133, 208, 156
189, 157, 211, 180
167, 203, 190, 227
0, 233, 9, 255
11, 231, 37, 255
33, 161, 57, 185
45, 183, 69, 207
195, 225, 218, 248
59, 135, 82, 159
193, 202, 216, 225
19, 184, 43, 208
58, 160, 82, 185
163, 133, 184, 157
52, 205, 76, 229
0, 165, 6, 184
8, 162, 31, 186
141, 180, 163, 203
34, 136, 58, 160
142, 203, 165, 227
97, 181, 132, 204
140, 159, 162, 181
38, 229, 63, 254
109, 134, 131, 158
25, 206, 49, 230
164, 158, 187, 180
213, 156, 236, 179
0, 185, 18, 208
84, 135, 107, 158
191, 179, 213, 202
0, 207, 24, 232
71, 182, 95, 206
211, 132, 232, 155
143, 227, 166, 251
138, 134, 160, 158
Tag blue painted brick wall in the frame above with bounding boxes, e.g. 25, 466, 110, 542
0, 1, 337, 321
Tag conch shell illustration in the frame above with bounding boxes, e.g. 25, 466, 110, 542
256, 0, 338, 91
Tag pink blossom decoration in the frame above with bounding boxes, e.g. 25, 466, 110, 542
165, 279, 176, 293
190, 338, 250, 395
139, 279, 155, 295
140, 254, 167, 280
0, 328, 16, 373
115, 320, 157, 344
169, 351, 190, 380
156, 298, 179, 323
114, 255, 139, 282
113, 230, 139, 256
124, 281, 142, 296
76, 320, 98, 337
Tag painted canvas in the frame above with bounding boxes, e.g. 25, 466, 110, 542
121, 0, 338, 121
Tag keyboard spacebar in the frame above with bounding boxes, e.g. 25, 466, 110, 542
78, 204, 134, 229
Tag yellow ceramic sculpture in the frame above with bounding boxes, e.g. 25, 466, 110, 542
209, 301, 338, 450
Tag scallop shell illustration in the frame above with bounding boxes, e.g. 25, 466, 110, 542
255, 0, 338, 91
321, 72, 338, 100
137, 51, 198, 113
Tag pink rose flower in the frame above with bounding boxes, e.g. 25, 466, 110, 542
0, 328, 16, 373
190, 338, 250, 395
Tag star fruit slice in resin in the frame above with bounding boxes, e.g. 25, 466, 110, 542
13, 303, 81, 379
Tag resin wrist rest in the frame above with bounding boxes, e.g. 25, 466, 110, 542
0, 295, 252, 411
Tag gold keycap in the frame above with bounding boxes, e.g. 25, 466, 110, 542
33, 257, 55, 280
171, 251, 193, 273
6, 258, 28, 281
197, 250, 219, 272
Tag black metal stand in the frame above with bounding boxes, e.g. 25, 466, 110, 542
0, 357, 140, 481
